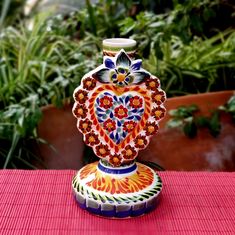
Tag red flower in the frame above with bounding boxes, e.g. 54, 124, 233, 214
74, 89, 88, 104
95, 144, 110, 158
122, 145, 137, 160
151, 90, 166, 105
134, 135, 148, 149
85, 132, 99, 146
114, 105, 128, 119
73, 104, 88, 119
123, 121, 137, 133
144, 122, 159, 136
145, 77, 160, 90
99, 96, 113, 109
129, 96, 143, 109
152, 107, 166, 120
109, 154, 122, 167
83, 77, 96, 90
78, 119, 92, 133
103, 119, 116, 132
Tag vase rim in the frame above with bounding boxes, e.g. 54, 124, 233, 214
103, 38, 136, 48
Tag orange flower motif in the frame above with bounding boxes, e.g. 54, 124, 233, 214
83, 77, 96, 90
144, 122, 159, 136
103, 119, 116, 132
73, 104, 88, 119
145, 78, 159, 90
74, 89, 88, 104
129, 96, 143, 109
109, 154, 122, 167
79, 119, 92, 133
85, 131, 99, 146
152, 107, 165, 120
134, 135, 147, 149
114, 105, 128, 119
151, 91, 166, 105
123, 121, 136, 133
99, 96, 113, 109
122, 145, 137, 160
95, 144, 110, 158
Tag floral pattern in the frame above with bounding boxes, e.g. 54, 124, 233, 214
93, 50, 150, 87
109, 154, 122, 167
95, 144, 110, 158
99, 96, 113, 109
73, 104, 88, 119
74, 89, 88, 104
145, 122, 159, 136
103, 119, 116, 132
83, 77, 96, 90
123, 121, 137, 133
152, 107, 166, 120
134, 135, 148, 149
79, 119, 92, 133
72, 49, 166, 165
85, 131, 99, 146
145, 77, 160, 90
95, 92, 144, 144
129, 96, 143, 109
114, 105, 128, 119
151, 90, 166, 105
122, 145, 137, 160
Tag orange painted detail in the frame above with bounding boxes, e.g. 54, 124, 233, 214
79, 162, 154, 194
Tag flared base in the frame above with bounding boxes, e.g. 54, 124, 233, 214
72, 160, 162, 218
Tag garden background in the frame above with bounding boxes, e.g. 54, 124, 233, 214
0, 0, 234, 169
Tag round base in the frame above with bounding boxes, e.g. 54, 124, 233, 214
72, 161, 162, 218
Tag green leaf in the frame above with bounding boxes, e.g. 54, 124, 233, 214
208, 111, 221, 137
167, 119, 183, 128
183, 121, 197, 138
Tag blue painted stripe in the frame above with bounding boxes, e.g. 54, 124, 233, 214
98, 162, 137, 174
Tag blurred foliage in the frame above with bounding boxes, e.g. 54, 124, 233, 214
0, 13, 100, 168
0, 0, 234, 168
0, 0, 26, 29
219, 95, 235, 121
167, 104, 222, 138
167, 93, 235, 138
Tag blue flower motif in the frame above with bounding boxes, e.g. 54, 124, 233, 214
92, 50, 150, 86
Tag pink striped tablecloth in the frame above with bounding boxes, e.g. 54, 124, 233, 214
0, 170, 234, 235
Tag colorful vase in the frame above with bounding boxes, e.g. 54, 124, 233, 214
72, 38, 166, 218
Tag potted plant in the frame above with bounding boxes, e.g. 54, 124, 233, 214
139, 91, 235, 171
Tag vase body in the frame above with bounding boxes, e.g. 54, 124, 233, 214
72, 38, 166, 218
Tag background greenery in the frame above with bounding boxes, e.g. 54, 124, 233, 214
0, 0, 234, 168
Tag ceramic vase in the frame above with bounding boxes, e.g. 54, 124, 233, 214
72, 38, 166, 218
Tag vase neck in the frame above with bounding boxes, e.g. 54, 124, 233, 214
102, 38, 136, 58
98, 159, 137, 175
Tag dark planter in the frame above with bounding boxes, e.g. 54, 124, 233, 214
139, 91, 235, 171
36, 102, 84, 169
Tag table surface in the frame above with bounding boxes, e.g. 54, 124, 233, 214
0, 170, 234, 235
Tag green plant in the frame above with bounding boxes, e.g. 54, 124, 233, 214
119, 6, 235, 96
144, 31, 235, 95
0, 95, 43, 168
167, 100, 235, 138
0, 14, 101, 168
219, 95, 235, 121
0, 0, 28, 29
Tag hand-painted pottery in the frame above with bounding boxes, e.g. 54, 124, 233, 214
72, 38, 166, 218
